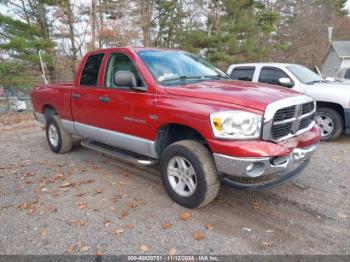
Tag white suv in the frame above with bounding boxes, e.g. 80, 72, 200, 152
227, 63, 350, 141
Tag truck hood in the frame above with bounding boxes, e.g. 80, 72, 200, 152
311, 81, 350, 90
163, 80, 299, 112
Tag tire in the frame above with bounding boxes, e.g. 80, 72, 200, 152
160, 140, 220, 208
316, 107, 343, 142
45, 115, 73, 154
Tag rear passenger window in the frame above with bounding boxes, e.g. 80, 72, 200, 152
80, 53, 104, 86
230, 67, 255, 81
259, 67, 290, 86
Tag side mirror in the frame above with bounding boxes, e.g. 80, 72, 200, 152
114, 71, 137, 87
278, 77, 294, 88
114, 71, 147, 91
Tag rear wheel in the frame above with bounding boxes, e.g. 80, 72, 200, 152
316, 107, 343, 141
160, 140, 220, 208
45, 115, 72, 154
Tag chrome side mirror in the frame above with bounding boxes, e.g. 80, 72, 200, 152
278, 77, 294, 88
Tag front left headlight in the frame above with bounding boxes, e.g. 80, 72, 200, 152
210, 111, 262, 139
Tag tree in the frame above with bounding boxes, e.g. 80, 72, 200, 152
0, 0, 58, 81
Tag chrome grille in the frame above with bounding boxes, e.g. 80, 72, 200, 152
263, 96, 316, 142
274, 106, 296, 122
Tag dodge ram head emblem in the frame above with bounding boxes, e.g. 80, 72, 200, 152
291, 105, 303, 134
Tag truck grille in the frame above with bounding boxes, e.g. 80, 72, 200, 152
267, 100, 316, 141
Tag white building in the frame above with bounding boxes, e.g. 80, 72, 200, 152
322, 41, 350, 79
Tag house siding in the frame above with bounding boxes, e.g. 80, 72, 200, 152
322, 48, 342, 77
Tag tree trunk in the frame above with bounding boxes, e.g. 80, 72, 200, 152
139, 0, 154, 47
91, 0, 97, 50
65, 0, 78, 77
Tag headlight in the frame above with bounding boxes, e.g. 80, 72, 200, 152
210, 111, 262, 139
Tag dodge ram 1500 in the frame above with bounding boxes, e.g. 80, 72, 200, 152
31, 48, 320, 208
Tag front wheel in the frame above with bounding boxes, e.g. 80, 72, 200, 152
316, 107, 343, 141
160, 140, 220, 208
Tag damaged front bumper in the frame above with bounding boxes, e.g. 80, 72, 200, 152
213, 144, 317, 190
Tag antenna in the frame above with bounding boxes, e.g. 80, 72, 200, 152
38, 50, 48, 84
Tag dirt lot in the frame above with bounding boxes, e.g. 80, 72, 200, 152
0, 113, 349, 255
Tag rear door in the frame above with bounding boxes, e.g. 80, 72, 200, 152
71, 52, 107, 133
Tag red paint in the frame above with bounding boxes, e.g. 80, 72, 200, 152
31, 47, 321, 158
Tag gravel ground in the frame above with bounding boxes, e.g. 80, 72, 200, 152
0, 113, 349, 255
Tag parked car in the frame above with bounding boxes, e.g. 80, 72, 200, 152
227, 63, 350, 141
9, 97, 27, 112
31, 49, 320, 208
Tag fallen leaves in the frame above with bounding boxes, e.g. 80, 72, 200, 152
46, 205, 57, 213
139, 244, 149, 253
163, 223, 172, 230
168, 248, 177, 256
18, 200, 39, 215
60, 182, 75, 188
76, 202, 88, 210
261, 241, 272, 248
180, 211, 191, 221
67, 219, 88, 227
119, 209, 129, 219
95, 188, 103, 194
103, 219, 112, 227
205, 224, 214, 231
251, 200, 261, 210
76, 179, 95, 187
74, 241, 90, 252
96, 250, 103, 256
337, 212, 349, 218
126, 224, 134, 229
41, 228, 48, 238
194, 231, 204, 241
112, 228, 124, 236
76, 192, 88, 197
127, 202, 138, 209
66, 244, 75, 255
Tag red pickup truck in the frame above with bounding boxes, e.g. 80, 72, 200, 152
31, 48, 320, 208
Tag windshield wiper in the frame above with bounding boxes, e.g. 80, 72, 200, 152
160, 75, 229, 84
160, 75, 203, 84
306, 80, 326, 85
202, 74, 230, 80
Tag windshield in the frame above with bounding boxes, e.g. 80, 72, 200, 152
287, 65, 325, 84
137, 50, 229, 85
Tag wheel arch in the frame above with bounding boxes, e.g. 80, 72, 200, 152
316, 101, 345, 126
42, 104, 58, 119
154, 123, 211, 157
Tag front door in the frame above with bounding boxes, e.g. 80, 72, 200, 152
95, 51, 156, 157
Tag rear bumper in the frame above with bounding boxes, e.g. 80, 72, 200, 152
34, 112, 45, 124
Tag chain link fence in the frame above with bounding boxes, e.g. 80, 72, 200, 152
0, 77, 44, 115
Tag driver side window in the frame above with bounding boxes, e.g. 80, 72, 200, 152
259, 67, 293, 87
104, 53, 144, 89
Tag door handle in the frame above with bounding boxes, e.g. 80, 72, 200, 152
72, 93, 80, 99
99, 96, 110, 103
